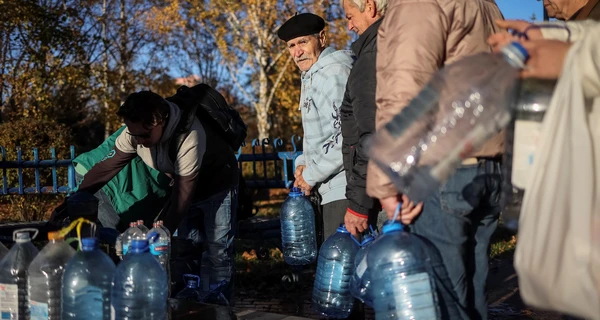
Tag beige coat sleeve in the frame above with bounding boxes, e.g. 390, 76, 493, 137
366, 1, 448, 199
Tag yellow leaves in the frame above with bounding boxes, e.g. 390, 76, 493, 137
242, 249, 258, 261
144, 0, 184, 35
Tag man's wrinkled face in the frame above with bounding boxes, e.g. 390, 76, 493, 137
287, 33, 325, 72
343, 0, 371, 35
125, 119, 164, 148
543, 0, 570, 19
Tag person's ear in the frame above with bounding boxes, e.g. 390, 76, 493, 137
319, 31, 327, 47
366, 0, 377, 18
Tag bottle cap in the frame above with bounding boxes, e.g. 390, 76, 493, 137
81, 237, 98, 251
47, 232, 63, 241
289, 187, 303, 197
381, 221, 404, 234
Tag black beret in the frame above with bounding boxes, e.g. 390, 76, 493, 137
277, 13, 325, 42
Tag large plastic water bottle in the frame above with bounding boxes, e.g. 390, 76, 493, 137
62, 237, 115, 320
367, 42, 529, 203
0, 229, 39, 320
280, 187, 317, 265
312, 224, 360, 318
28, 231, 76, 320
149, 222, 171, 295
121, 222, 143, 255
111, 238, 168, 320
368, 222, 460, 319
350, 233, 376, 306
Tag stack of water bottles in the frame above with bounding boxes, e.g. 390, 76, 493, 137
0, 219, 170, 320
342, 207, 460, 319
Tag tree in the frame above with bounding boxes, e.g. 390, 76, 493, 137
164, 0, 351, 140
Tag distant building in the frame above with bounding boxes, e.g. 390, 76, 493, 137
174, 75, 201, 87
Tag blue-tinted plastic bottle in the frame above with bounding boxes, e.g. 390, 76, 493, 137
312, 224, 360, 318
280, 187, 317, 265
350, 233, 376, 306
62, 237, 115, 320
111, 238, 167, 320
368, 222, 449, 319
0, 230, 39, 320
175, 274, 201, 302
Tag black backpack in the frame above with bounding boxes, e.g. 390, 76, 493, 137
166, 84, 247, 159
166, 84, 255, 221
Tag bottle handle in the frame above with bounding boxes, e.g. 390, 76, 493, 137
350, 234, 362, 247
13, 228, 38, 241
391, 203, 402, 223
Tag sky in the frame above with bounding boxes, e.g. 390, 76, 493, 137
497, 0, 545, 21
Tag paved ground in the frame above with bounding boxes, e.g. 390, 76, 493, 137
232, 253, 569, 320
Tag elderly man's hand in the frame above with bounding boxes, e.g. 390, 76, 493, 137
294, 165, 306, 180
293, 174, 312, 195
520, 40, 572, 80
488, 19, 543, 52
344, 210, 369, 237
380, 194, 424, 225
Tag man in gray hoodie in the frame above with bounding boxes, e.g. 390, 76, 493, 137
278, 13, 355, 239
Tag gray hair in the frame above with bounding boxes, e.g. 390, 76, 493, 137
341, 0, 388, 16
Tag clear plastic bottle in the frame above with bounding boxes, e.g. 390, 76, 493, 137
368, 222, 460, 319
121, 222, 143, 255
149, 222, 171, 296
28, 231, 76, 320
312, 225, 360, 318
136, 220, 149, 235
62, 237, 115, 320
280, 187, 317, 265
111, 238, 168, 320
367, 42, 529, 203
502, 79, 556, 230
0, 229, 39, 320
156, 220, 171, 239
349, 233, 375, 306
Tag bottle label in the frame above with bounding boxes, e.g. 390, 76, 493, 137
150, 242, 169, 256
29, 300, 49, 320
123, 244, 129, 255
0, 283, 18, 319
75, 286, 103, 317
512, 120, 543, 189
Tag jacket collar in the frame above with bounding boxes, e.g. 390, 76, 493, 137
351, 18, 383, 57
159, 100, 182, 143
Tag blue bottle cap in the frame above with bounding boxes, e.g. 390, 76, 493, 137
129, 239, 150, 253
183, 274, 200, 289
510, 41, 529, 61
289, 187, 303, 197
501, 42, 529, 68
361, 234, 375, 246
336, 224, 350, 233
146, 231, 159, 243
381, 221, 404, 234
81, 237, 98, 251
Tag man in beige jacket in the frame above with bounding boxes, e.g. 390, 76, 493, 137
367, 0, 504, 319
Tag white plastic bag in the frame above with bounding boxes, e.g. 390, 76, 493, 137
514, 37, 600, 319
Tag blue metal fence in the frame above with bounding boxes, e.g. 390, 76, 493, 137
0, 136, 302, 195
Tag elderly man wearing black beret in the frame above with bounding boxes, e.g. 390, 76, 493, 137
278, 13, 355, 240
